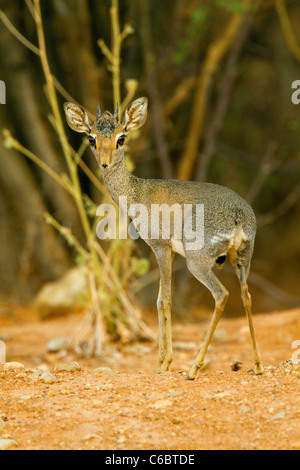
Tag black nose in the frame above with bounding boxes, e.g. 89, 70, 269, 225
102, 164, 108, 169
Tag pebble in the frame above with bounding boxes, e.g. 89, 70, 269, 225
172, 417, 183, 424
31, 369, 56, 384
168, 390, 183, 397
82, 434, 101, 442
93, 367, 113, 374
46, 337, 71, 353
0, 439, 17, 450
151, 399, 173, 410
238, 407, 250, 414
55, 362, 82, 372
0, 418, 6, 430
230, 360, 243, 372
270, 411, 285, 421
3, 362, 25, 371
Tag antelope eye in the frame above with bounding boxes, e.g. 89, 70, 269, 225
117, 135, 125, 146
88, 136, 96, 146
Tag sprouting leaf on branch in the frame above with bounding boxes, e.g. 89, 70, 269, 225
214, 0, 253, 13
172, 7, 209, 65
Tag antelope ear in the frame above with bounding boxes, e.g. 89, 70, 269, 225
64, 102, 91, 134
122, 97, 148, 135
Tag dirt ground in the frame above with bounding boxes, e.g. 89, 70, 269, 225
0, 304, 300, 450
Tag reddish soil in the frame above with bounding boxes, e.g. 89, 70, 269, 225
0, 305, 300, 450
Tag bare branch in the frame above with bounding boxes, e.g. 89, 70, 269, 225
276, 0, 300, 63
257, 183, 300, 228
177, 0, 256, 180
0, 9, 40, 56
196, 15, 252, 182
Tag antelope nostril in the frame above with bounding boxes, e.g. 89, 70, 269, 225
102, 164, 108, 169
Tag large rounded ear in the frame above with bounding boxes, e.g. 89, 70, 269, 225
122, 97, 148, 135
64, 102, 91, 134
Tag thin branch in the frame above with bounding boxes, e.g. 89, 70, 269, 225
121, 79, 139, 116
249, 270, 300, 308
0, 9, 40, 56
70, 145, 106, 194
139, 0, 173, 178
33, 0, 92, 241
24, 0, 37, 20
2, 130, 73, 195
221, 263, 300, 307
196, 14, 252, 182
257, 183, 300, 228
93, 242, 155, 340
44, 213, 90, 259
276, 0, 300, 63
88, 270, 107, 355
163, 76, 196, 119
246, 113, 295, 205
97, 39, 114, 64
246, 141, 281, 205
177, 0, 255, 180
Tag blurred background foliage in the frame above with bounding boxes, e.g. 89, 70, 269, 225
0, 0, 300, 326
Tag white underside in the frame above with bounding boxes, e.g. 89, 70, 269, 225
170, 238, 186, 257
170, 225, 247, 258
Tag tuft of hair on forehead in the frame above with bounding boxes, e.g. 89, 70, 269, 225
95, 112, 117, 137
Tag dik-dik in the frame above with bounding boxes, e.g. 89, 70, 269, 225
64, 97, 263, 380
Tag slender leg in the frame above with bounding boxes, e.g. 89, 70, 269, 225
153, 245, 173, 373
186, 258, 229, 380
232, 256, 264, 375
241, 281, 264, 375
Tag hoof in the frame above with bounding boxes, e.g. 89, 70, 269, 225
156, 363, 170, 374
255, 364, 264, 375
187, 364, 200, 381
186, 375, 195, 381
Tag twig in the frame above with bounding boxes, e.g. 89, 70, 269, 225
93, 242, 155, 340
249, 270, 300, 307
98, 0, 134, 111
2, 130, 73, 195
24, 0, 37, 20
246, 141, 281, 205
257, 183, 300, 228
276, 0, 300, 63
0, 9, 40, 56
44, 213, 90, 259
163, 76, 196, 119
177, 0, 255, 180
33, 0, 92, 241
139, 0, 173, 178
88, 270, 107, 355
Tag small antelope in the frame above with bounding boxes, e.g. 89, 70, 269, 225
64, 97, 263, 379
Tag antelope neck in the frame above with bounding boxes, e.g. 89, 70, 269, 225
102, 156, 141, 206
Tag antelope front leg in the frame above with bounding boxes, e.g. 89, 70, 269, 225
154, 246, 173, 373
156, 283, 173, 372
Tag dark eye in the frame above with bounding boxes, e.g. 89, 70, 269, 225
117, 135, 125, 147
88, 136, 96, 146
